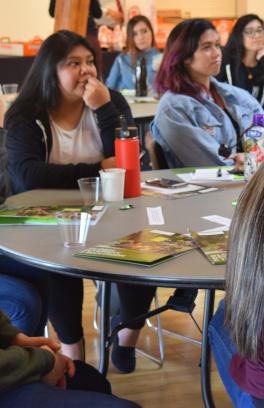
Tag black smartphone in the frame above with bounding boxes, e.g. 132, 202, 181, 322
145, 178, 186, 188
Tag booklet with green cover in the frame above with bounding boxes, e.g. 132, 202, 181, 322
75, 228, 195, 267
191, 231, 228, 265
0, 205, 107, 226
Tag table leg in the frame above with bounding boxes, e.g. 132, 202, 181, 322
99, 281, 111, 376
201, 288, 216, 408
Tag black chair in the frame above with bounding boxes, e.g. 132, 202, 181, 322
145, 139, 169, 170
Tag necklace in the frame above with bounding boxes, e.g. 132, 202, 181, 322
245, 66, 254, 80
247, 69, 253, 80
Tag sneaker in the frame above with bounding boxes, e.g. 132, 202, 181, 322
111, 315, 136, 374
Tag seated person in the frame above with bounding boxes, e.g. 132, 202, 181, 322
209, 300, 255, 408
151, 19, 264, 168
4, 29, 155, 373
106, 15, 162, 94
0, 292, 140, 407
217, 14, 264, 107
209, 162, 264, 408
0, 272, 48, 336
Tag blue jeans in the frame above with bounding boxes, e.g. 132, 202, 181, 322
0, 361, 140, 408
209, 300, 255, 408
0, 264, 48, 335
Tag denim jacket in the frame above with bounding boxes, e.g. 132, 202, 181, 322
151, 77, 264, 168
106, 48, 162, 92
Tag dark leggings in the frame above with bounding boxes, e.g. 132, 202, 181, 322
253, 397, 264, 408
0, 256, 83, 343
116, 283, 156, 329
0, 360, 140, 408
48, 274, 84, 344
1, 255, 157, 343
49, 277, 157, 340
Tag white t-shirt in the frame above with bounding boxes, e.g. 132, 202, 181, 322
49, 107, 104, 165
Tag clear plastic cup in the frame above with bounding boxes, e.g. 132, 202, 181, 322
99, 168, 126, 202
77, 177, 102, 206
2, 83, 18, 94
56, 211, 91, 248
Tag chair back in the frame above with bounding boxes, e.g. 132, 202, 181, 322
146, 139, 169, 170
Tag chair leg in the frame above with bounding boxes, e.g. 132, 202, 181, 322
146, 290, 202, 347
93, 281, 165, 366
136, 292, 165, 366
93, 281, 101, 331
44, 323, 50, 338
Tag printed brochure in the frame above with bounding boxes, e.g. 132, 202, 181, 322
0, 205, 107, 226
191, 231, 228, 265
75, 228, 194, 267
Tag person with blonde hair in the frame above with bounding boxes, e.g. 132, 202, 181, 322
106, 14, 161, 93
209, 163, 264, 408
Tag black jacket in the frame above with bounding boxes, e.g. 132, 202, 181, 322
6, 90, 134, 194
216, 54, 264, 106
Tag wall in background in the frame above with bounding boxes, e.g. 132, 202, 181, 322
157, 0, 236, 19
0, 0, 263, 41
0, 0, 53, 41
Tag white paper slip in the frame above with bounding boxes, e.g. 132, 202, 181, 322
146, 207, 165, 225
177, 169, 234, 183
198, 226, 229, 235
192, 169, 233, 181
176, 173, 195, 183
199, 187, 219, 194
151, 229, 175, 236
202, 215, 231, 227
141, 182, 202, 195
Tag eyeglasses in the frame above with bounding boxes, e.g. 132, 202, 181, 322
243, 27, 264, 38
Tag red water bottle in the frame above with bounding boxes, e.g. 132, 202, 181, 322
115, 116, 141, 198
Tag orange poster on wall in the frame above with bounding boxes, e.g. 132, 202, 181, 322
211, 19, 236, 46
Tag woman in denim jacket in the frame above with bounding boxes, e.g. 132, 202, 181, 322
151, 19, 263, 168
106, 15, 161, 93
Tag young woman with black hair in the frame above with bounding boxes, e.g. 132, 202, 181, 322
217, 14, 264, 106
4, 30, 156, 373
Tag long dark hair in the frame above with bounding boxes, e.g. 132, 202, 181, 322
155, 19, 217, 99
125, 14, 155, 66
225, 163, 264, 360
222, 14, 264, 78
5, 30, 97, 123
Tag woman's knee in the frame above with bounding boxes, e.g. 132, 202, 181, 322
0, 274, 42, 335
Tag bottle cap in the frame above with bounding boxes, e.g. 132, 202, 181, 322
115, 115, 138, 139
253, 113, 264, 127
115, 127, 138, 139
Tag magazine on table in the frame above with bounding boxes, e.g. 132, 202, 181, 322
190, 230, 228, 265
0, 205, 107, 226
75, 228, 195, 267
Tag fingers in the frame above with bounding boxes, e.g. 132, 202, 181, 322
101, 157, 116, 170
14, 333, 60, 351
83, 79, 110, 110
42, 337, 61, 352
64, 356, 76, 378
56, 375, 67, 389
